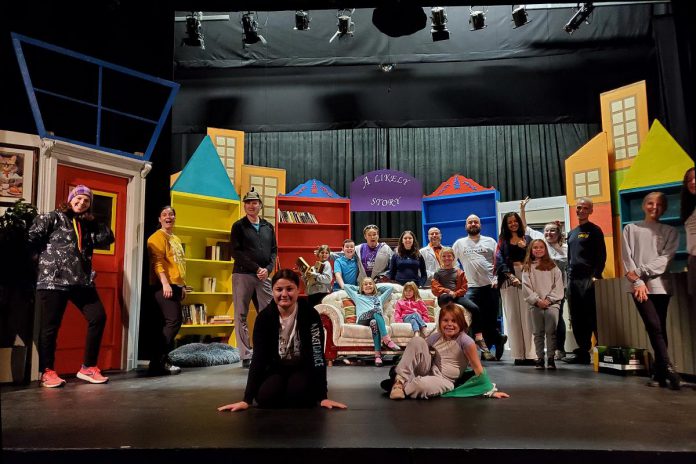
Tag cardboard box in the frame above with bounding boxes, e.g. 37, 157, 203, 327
598, 346, 650, 376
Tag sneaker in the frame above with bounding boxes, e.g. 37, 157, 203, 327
666, 365, 682, 391
374, 356, 383, 367
495, 334, 508, 361
40, 369, 66, 388
419, 327, 429, 338
76, 365, 109, 384
389, 379, 405, 400
476, 339, 496, 361
535, 358, 545, 370
384, 340, 401, 351
547, 358, 556, 370
562, 354, 591, 365
645, 377, 668, 388
148, 362, 181, 376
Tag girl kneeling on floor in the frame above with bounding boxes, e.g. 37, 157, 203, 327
344, 278, 400, 367
389, 302, 509, 400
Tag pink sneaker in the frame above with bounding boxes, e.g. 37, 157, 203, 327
40, 369, 66, 388
385, 340, 401, 351
76, 365, 109, 384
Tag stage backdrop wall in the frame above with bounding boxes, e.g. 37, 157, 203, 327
174, 123, 598, 242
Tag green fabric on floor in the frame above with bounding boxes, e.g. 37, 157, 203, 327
441, 369, 494, 398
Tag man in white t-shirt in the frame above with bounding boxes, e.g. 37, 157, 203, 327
452, 215, 507, 360
419, 227, 443, 287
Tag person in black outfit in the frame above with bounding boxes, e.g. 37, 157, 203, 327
28, 185, 114, 387
231, 188, 277, 368
218, 269, 348, 412
563, 197, 606, 364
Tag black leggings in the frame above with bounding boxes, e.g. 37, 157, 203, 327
633, 294, 671, 377
255, 364, 317, 409
37, 288, 107, 372
152, 285, 184, 365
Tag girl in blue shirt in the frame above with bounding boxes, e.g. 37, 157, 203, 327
344, 279, 400, 366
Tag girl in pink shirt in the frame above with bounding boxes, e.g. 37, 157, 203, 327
394, 282, 431, 337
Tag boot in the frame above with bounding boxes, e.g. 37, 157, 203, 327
666, 364, 682, 391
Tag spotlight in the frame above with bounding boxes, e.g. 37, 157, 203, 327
430, 7, 449, 42
330, 9, 355, 43
379, 63, 395, 73
511, 5, 530, 29
469, 6, 487, 31
241, 11, 266, 46
182, 11, 205, 49
294, 10, 310, 31
564, 3, 595, 35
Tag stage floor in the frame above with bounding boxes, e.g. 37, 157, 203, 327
2, 360, 696, 463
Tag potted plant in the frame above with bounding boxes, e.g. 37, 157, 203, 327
0, 199, 38, 384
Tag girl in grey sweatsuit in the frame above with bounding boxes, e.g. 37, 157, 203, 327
522, 239, 564, 369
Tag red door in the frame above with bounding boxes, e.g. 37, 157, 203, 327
53, 165, 127, 374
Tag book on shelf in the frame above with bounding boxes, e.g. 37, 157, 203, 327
216, 241, 232, 261
204, 243, 232, 261
182, 304, 207, 325
208, 315, 234, 325
202, 276, 217, 293
278, 210, 318, 224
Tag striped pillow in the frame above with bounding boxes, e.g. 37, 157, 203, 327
342, 298, 357, 323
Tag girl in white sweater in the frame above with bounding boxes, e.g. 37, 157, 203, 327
522, 239, 564, 370
622, 191, 681, 390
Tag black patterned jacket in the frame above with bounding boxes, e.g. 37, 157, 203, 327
27, 210, 114, 290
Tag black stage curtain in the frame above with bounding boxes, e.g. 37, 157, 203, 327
240, 123, 597, 242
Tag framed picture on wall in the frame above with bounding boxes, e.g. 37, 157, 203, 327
0, 142, 39, 206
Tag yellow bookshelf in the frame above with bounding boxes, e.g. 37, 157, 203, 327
171, 191, 240, 346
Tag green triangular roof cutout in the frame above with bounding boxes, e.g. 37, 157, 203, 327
620, 120, 693, 190
171, 136, 240, 200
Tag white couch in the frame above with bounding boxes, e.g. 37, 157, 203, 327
315, 283, 471, 365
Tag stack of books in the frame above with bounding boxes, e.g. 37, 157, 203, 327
208, 315, 234, 325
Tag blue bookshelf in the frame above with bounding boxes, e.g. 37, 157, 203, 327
422, 189, 500, 247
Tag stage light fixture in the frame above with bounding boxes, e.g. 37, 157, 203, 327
430, 7, 450, 42
241, 11, 266, 46
182, 11, 205, 49
294, 10, 310, 31
564, 3, 595, 35
511, 5, 530, 28
330, 9, 355, 43
469, 6, 487, 31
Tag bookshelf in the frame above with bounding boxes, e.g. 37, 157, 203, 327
618, 182, 686, 272
422, 189, 500, 246
171, 191, 240, 345
276, 193, 350, 293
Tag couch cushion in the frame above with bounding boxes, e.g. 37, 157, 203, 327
342, 323, 375, 339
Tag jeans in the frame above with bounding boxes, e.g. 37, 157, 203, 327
403, 313, 427, 332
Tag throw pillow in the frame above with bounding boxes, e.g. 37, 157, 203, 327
422, 298, 436, 321
342, 298, 357, 323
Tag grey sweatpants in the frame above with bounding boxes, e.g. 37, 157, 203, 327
395, 337, 454, 399
530, 305, 559, 360
233, 273, 272, 360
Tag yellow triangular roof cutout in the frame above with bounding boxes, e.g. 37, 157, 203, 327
620, 120, 693, 190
